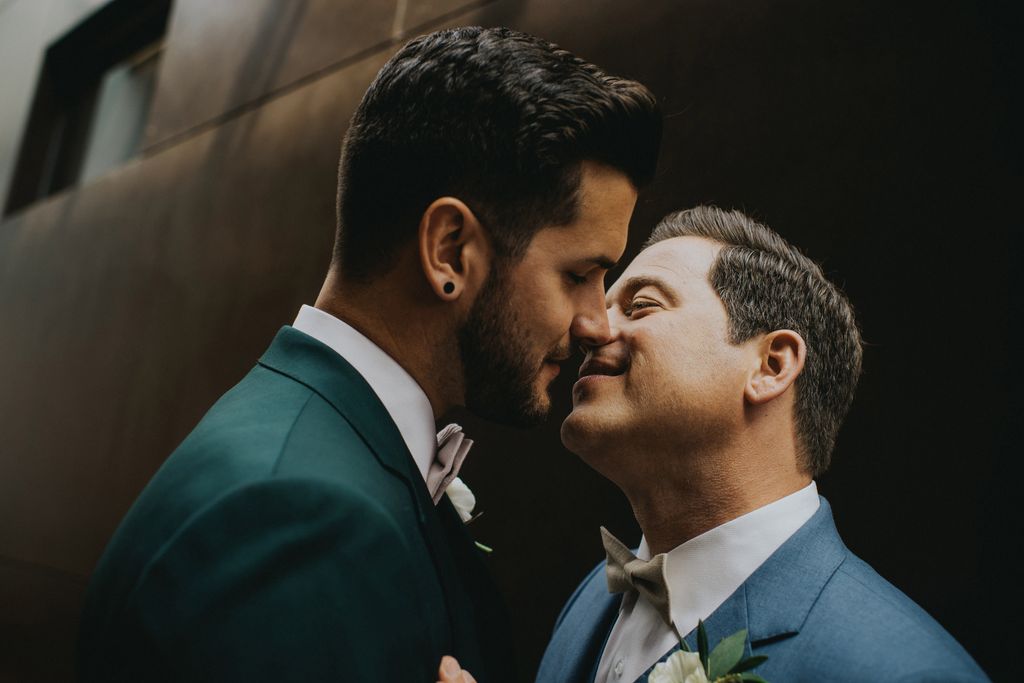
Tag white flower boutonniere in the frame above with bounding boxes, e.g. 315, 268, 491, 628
648, 650, 708, 683
649, 621, 769, 683
444, 477, 493, 554
445, 476, 476, 523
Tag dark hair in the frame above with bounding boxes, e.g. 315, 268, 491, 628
645, 206, 863, 476
334, 26, 661, 281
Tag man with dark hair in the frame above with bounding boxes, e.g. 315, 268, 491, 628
78, 26, 660, 682
526, 206, 986, 682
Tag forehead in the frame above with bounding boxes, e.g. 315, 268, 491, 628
526, 162, 636, 259
608, 236, 722, 298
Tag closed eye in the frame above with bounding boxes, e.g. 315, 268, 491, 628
624, 299, 660, 317
567, 272, 588, 285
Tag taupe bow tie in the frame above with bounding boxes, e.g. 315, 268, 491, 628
428, 423, 473, 504
601, 526, 673, 629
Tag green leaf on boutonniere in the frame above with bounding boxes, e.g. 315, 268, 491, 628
697, 620, 709, 674
728, 655, 768, 674
708, 628, 748, 679
474, 541, 493, 553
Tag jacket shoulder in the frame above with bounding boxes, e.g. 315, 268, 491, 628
763, 550, 989, 681
553, 560, 608, 631
536, 560, 618, 683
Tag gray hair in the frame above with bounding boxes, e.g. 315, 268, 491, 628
645, 206, 863, 476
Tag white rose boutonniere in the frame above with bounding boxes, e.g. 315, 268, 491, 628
444, 477, 493, 554
445, 477, 476, 523
648, 650, 708, 683
649, 621, 770, 683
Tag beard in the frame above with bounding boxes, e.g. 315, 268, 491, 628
458, 265, 553, 427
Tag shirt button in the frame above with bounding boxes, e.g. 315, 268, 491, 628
614, 659, 624, 677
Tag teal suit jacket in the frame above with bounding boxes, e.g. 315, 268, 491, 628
79, 327, 514, 682
537, 498, 988, 683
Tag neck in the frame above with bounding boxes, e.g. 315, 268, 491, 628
314, 270, 461, 418
616, 439, 811, 555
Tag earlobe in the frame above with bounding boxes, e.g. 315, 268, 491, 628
744, 330, 806, 405
418, 197, 486, 301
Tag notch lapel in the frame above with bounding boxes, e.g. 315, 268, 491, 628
743, 497, 847, 643
634, 498, 847, 682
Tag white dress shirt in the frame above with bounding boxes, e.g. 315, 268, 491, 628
292, 304, 437, 483
596, 481, 821, 683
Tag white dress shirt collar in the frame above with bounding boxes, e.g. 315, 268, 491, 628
291, 305, 436, 483
597, 481, 820, 683
641, 480, 820, 637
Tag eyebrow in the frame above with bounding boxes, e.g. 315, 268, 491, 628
610, 274, 680, 306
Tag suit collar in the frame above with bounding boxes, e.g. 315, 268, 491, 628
258, 325, 426, 514
291, 305, 437, 480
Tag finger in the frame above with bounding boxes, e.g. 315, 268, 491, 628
437, 655, 462, 682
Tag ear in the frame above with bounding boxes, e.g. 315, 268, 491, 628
744, 329, 806, 405
418, 197, 489, 301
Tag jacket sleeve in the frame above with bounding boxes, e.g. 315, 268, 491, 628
119, 477, 441, 682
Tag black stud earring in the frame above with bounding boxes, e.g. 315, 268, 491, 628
443, 282, 455, 294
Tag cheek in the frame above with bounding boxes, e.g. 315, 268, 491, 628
507, 278, 572, 350
535, 287, 577, 341
625, 322, 734, 399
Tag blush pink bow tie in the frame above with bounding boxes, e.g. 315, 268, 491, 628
428, 423, 473, 503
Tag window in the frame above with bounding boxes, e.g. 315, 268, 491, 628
4, 0, 171, 216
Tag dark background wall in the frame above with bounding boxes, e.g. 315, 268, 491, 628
0, 1, 1017, 681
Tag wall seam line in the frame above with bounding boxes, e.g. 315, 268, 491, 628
141, 0, 499, 158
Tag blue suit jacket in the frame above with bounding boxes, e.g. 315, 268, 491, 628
537, 498, 988, 683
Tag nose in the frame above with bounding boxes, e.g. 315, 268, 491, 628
571, 286, 616, 350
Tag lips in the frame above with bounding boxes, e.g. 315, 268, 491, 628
577, 356, 626, 380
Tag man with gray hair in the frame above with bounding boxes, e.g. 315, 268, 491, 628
432, 205, 988, 682
528, 205, 988, 682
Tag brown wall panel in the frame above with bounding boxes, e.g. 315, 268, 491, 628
144, 0, 487, 149
0, 49, 393, 578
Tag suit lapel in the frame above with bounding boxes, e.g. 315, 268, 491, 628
435, 495, 517, 681
257, 326, 471, 652
634, 497, 848, 682
742, 497, 847, 643
635, 589, 752, 683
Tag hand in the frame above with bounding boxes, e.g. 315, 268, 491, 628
436, 655, 477, 683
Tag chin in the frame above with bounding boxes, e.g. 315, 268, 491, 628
505, 386, 552, 428
561, 412, 629, 486
529, 392, 552, 421
527, 374, 557, 415
560, 407, 604, 456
